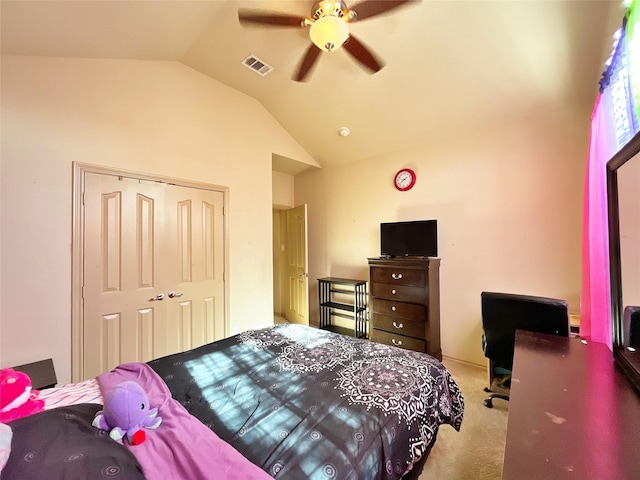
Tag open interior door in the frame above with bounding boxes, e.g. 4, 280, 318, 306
284, 204, 309, 325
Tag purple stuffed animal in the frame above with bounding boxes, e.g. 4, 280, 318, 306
92, 380, 162, 445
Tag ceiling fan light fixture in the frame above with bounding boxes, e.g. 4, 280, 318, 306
309, 15, 349, 52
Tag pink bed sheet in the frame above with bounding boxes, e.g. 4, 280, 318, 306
39, 379, 103, 409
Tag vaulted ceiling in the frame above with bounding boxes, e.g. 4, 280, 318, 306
0, 1, 625, 169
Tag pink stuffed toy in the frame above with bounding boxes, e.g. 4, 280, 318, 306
92, 380, 161, 445
0, 368, 44, 423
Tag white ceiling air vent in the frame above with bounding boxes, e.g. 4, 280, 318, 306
242, 55, 273, 76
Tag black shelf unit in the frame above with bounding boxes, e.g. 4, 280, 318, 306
318, 277, 368, 338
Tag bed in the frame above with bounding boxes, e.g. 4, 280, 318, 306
1, 323, 464, 479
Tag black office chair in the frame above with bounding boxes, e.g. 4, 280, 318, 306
623, 306, 640, 349
481, 292, 570, 408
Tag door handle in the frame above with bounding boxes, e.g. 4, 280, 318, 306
149, 293, 165, 301
168, 291, 183, 298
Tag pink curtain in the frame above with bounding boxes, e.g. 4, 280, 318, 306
580, 93, 615, 347
581, 1, 639, 347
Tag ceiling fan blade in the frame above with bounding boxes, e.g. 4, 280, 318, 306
347, 0, 418, 22
238, 10, 306, 28
343, 35, 385, 73
294, 44, 322, 82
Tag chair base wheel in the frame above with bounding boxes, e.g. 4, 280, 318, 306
484, 398, 493, 408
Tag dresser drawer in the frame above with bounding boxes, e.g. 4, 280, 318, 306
370, 266, 427, 287
372, 313, 426, 339
371, 329, 426, 352
372, 298, 426, 321
371, 282, 427, 304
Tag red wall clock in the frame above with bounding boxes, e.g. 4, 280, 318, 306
394, 168, 416, 191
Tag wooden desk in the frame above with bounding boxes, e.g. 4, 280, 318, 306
503, 331, 640, 480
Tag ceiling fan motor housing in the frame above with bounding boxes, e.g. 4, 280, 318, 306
311, 1, 349, 20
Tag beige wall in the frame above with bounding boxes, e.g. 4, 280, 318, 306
296, 104, 591, 366
0, 56, 315, 384
272, 171, 295, 209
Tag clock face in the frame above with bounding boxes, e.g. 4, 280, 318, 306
394, 168, 416, 191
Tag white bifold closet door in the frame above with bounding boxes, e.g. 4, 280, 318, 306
82, 173, 225, 380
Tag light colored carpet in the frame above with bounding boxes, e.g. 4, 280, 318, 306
419, 358, 509, 480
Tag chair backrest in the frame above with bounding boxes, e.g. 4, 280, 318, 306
623, 306, 640, 348
481, 291, 570, 370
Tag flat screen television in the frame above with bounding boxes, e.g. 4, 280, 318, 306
380, 219, 437, 258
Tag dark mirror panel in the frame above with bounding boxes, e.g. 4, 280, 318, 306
607, 132, 640, 394
617, 148, 640, 378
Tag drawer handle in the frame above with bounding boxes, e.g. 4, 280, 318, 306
391, 289, 397, 295
392, 321, 404, 329
392, 339, 403, 346
391, 273, 403, 280
391, 306, 396, 312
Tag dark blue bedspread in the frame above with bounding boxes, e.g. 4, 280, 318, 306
149, 324, 464, 479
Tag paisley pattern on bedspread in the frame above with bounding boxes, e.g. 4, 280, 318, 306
150, 324, 464, 480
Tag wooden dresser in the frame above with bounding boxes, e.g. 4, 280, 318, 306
367, 257, 441, 359
504, 331, 640, 479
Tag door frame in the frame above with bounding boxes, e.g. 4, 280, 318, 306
71, 162, 230, 382
272, 205, 309, 325
272, 208, 285, 317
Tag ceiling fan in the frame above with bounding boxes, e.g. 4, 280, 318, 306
238, 0, 418, 82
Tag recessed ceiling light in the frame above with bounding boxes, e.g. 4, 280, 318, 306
339, 127, 350, 137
